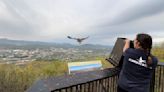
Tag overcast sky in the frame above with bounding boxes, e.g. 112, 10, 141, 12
0, 0, 164, 45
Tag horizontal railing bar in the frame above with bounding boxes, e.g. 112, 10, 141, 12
158, 62, 164, 66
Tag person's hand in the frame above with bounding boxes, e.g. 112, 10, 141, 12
123, 39, 130, 52
125, 39, 130, 44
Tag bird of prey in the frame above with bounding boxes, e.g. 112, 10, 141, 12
67, 36, 89, 44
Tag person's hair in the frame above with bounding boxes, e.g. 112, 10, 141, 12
136, 33, 152, 66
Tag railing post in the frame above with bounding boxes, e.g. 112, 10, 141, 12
150, 69, 155, 92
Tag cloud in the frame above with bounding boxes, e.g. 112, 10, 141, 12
100, 0, 164, 26
0, 0, 48, 40
0, 0, 164, 45
0, 0, 34, 38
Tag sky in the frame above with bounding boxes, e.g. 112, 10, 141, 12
0, 0, 164, 46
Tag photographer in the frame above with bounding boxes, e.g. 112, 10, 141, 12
117, 33, 158, 92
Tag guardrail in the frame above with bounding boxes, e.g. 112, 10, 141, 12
27, 62, 164, 92
153, 62, 164, 92
26, 68, 120, 92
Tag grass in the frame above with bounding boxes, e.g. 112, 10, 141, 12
0, 61, 68, 92
160, 59, 164, 62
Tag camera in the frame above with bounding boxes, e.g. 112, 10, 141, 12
130, 40, 134, 48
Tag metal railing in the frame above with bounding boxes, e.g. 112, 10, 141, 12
52, 68, 119, 92
27, 62, 164, 92
154, 62, 164, 92
26, 68, 120, 92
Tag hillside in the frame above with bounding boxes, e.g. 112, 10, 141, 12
0, 38, 112, 50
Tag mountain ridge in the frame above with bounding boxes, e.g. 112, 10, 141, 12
0, 38, 112, 49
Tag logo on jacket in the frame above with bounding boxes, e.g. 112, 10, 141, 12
138, 57, 146, 64
128, 57, 152, 69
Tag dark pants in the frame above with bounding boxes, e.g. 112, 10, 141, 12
117, 86, 128, 92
